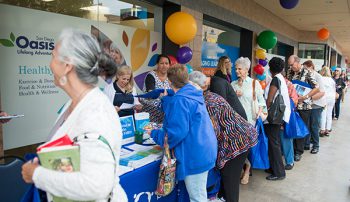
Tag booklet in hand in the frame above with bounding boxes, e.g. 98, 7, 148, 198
37, 134, 73, 152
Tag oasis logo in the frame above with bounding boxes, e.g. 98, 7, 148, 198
0, 32, 54, 50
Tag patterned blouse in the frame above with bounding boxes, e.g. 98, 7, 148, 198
286, 66, 318, 110
204, 91, 258, 169
140, 71, 171, 123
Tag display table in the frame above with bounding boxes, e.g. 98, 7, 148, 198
119, 160, 181, 202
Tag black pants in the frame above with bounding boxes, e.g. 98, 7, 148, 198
333, 97, 341, 118
264, 124, 285, 177
219, 151, 248, 202
294, 110, 311, 155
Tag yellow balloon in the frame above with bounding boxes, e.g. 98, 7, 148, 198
256, 49, 266, 60
165, 12, 197, 45
131, 29, 150, 72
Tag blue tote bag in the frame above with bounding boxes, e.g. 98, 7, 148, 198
284, 99, 309, 139
248, 117, 270, 169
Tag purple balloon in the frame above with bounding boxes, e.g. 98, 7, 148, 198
176, 46, 193, 64
258, 59, 268, 67
280, 0, 299, 9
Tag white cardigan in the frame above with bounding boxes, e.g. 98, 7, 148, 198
33, 87, 127, 202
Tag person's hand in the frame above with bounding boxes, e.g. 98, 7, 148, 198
298, 95, 308, 103
159, 89, 168, 98
22, 157, 40, 183
115, 106, 120, 112
236, 90, 243, 97
134, 104, 143, 111
0, 111, 11, 124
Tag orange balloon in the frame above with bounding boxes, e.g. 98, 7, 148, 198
259, 80, 266, 90
317, 28, 330, 40
165, 12, 197, 45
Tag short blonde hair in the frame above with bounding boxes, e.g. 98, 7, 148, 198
116, 65, 134, 92
320, 66, 331, 77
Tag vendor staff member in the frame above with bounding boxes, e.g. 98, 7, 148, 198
104, 65, 142, 117
144, 54, 171, 92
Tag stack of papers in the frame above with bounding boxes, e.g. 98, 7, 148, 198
119, 145, 162, 170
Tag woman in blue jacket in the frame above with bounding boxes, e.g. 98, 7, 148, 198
151, 64, 217, 202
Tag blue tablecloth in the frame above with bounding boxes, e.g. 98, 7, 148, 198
119, 160, 180, 202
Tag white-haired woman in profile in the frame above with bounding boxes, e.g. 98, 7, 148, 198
231, 57, 267, 184
21, 29, 127, 202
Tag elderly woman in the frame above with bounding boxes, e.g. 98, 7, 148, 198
141, 54, 171, 123
320, 66, 336, 136
21, 29, 127, 201
231, 57, 267, 184
150, 65, 217, 202
231, 57, 267, 125
189, 71, 258, 202
214, 56, 232, 83
264, 57, 291, 181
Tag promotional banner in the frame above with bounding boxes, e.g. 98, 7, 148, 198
0, 4, 161, 149
201, 41, 239, 79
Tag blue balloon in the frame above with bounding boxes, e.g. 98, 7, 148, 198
331, 66, 337, 72
185, 64, 193, 74
280, 0, 299, 9
256, 72, 266, 81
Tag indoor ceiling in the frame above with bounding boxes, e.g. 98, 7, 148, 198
254, 0, 350, 58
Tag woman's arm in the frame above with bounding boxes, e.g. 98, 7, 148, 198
145, 74, 156, 92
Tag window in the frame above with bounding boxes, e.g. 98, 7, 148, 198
201, 19, 240, 75
298, 43, 325, 60
1, 0, 162, 32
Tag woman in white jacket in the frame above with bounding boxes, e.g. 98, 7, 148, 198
320, 66, 336, 136
21, 29, 127, 202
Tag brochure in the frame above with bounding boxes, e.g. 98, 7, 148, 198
0, 114, 24, 120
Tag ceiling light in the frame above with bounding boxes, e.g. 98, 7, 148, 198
42, 0, 55, 2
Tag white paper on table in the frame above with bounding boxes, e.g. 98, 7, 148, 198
0, 114, 24, 120
120, 148, 133, 157
118, 165, 134, 176
119, 103, 134, 110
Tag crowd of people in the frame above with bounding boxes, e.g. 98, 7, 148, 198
0, 29, 348, 202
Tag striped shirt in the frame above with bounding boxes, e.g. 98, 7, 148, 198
286, 66, 318, 110
204, 91, 258, 169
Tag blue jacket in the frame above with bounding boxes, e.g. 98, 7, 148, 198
151, 83, 217, 180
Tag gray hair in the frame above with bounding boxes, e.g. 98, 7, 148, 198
289, 55, 301, 63
235, 57, 251, 70
110, 42, 125, 65
189, 71, 207, 87
57, 28, 101, 85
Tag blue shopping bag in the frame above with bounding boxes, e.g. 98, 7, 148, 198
284, 100, 309, 139
248, 117, 270, 169
21, 153, 45, 202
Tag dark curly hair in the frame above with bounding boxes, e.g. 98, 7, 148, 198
268, 57, 285, 74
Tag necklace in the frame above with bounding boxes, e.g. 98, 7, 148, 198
67, 87, 92, 115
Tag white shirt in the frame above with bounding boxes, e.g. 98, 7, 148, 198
264, 74, 291, 123
312, 71, 327, 107
322, 76, 336, 102
33, 88, 127, 202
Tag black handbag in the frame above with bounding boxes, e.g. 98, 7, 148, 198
267, 78, 286, 124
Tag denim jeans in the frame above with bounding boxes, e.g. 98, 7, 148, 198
279, 129, 294, 165
184, 171, 208, 202
305, 107, 323, 149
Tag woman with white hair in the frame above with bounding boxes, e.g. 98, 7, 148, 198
231, 57, 267, 184
231, 57, 267, 125
21, 29, 127, 202
189, 71, 258, 202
